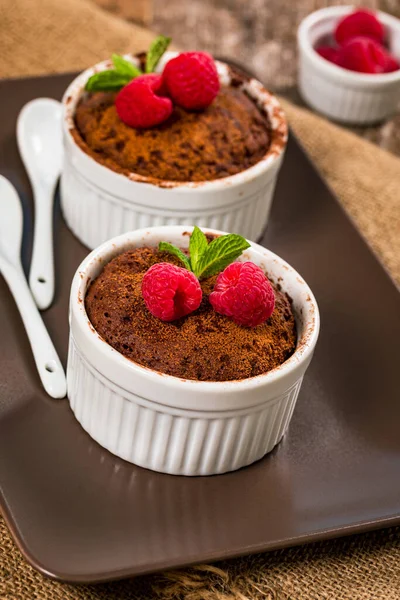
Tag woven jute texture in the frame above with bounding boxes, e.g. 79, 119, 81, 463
1, 517, 400, 599
0, 0, 156, 78
0, 0, 400, 598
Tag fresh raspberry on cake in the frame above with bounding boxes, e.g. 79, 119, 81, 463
115, 74, 172, 128
209, 262, 275, 328
163, 51, 220, 110
142, 263, 202, 321
337, 37, 388, 73
335, 9, 385, 45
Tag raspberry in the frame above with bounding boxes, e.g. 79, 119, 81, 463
209, 262, 275, 328
115, 74, 172, 129
335, 9, 384, 45
337, 37, 388, 73
142, 263, 202, 322
384, 54, 400, 73
163, 51, 220, 110
315, 45, 340, 64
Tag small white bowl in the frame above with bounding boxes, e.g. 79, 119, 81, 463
67, 226, 320, 476
60, 53, 287, 250
298, 6, 400, 124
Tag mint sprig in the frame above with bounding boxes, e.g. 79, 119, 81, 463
85, 54, 140, 92
85, 69, 134, 92
195, 234, 251, 279
189, 226, 208, 274
111, 54, 142, 78
159, 242, 191, 271
159, 226, 250, 280
146, 35, 171, 73
84, 36, 171, 92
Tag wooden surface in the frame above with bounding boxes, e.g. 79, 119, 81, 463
92, 0, 400, 156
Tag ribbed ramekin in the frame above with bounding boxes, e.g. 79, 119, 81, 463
60, 53, 287, 250
298, 6, 400, 124
67, 226, 319, 476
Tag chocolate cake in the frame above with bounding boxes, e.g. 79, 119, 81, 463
73, 85, 271, 183
85, 247, 297, 382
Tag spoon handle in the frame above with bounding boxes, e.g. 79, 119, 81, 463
0, 257, 66, 398
29, 181, 56, 310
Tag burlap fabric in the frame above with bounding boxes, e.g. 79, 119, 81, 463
0, 0, 399, 598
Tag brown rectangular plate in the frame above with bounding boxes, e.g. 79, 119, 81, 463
0, 73, 400, 584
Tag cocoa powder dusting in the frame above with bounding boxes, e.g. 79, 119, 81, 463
73, 85, 271, 182
85, 248, 297, 382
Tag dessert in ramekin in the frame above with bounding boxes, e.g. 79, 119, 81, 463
61, 50, 287, 250
67, 226, 319, 476
298, 6, 400, 124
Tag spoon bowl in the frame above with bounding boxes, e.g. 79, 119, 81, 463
17, 98, 63, 310
0, 175, 66, 398
18, 98, 63, 185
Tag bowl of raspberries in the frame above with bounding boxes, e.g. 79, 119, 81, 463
297, 6, 400, 124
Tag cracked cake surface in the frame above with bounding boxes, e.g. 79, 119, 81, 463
73, 85, 271, 182
85, 247, 297, 382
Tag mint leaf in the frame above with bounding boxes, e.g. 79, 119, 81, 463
85, 70, 133, 92
189, 226, 208, 274
146, 35, 171, 73
85, 38, 169, 92
159, 242, 191, 270
195, 234, 250, 279
159, 228, 249, 280
112, 54, 142, 78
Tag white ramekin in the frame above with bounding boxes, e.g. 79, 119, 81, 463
67, 226, 319, 476
298, 6, 400, 124
60, 53, 287, 250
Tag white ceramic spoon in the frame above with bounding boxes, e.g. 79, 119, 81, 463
0, 175, 67, 398
17, 98, 63, 310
